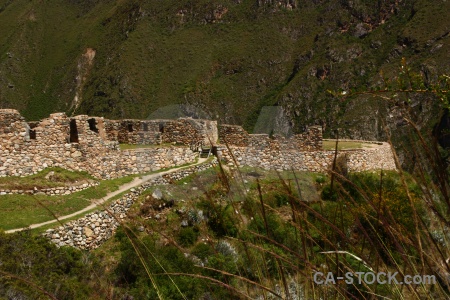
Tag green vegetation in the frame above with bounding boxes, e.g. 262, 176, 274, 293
0, 167, 94, 190
0, 174, 135, 230
28, 189, 131, 235
0, 158, 205, 232
0, 231, 94, 299
83, 158, 445, 299
322, 140, 378, 150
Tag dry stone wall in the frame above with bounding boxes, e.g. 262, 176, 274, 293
0, 182, 99, 196
0, 109, 396, 180
119, 147, 197, 174
218, 124, 395, 172
219, 142, 396, 172
0, 110, 197, 179
218, 124, 323, 151
104, 119, 162, 145
104, 118, 218, 146
218, 124, 250, 146
161, 118, 218, 146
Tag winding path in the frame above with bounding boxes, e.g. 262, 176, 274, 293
5, 158, 208, 233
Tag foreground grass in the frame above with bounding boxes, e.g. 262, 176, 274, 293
115, 164, 448, 299
0, 167, 94, 190
0, 175, 136, 231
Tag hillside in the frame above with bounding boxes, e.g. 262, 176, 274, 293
0, 0, 449, 143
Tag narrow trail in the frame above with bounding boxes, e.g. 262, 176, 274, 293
5, 158, 208, 233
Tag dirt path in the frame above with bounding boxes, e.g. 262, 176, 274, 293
6, 158, 208, 233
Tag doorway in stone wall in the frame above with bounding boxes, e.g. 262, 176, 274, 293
70, 119, 79, 143
27, 122, 37, 140
88, 118, 99, 133
127, 123, 134, 132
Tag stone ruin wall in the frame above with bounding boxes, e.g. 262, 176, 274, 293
219, 143, 396, 172
218, 124, 323, 151
161, 119, 218, 146
0, 181, 99, 197
0, 109, 396, 179
104, 119, 162, 145
0, 110, 196, 179
119, 148, 196, 175
103, 118, 218, 147
218, 124, 250, 147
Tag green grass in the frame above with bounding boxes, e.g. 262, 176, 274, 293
173, 166, 218, 187
30, 189, 131, 235
322, 140, 378, 150
0, 174, 136, 231
140, 157, 201, 176
240, 167, 321, 202
138, 164, 320, 207
0, 167, 94, 190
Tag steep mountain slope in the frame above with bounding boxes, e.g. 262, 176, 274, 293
0, 0, 449, 142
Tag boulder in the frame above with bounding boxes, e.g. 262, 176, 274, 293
152, 189, 163, 200
83, 227, 94, 237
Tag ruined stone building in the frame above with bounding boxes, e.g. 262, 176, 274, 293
0, 109, 395, 179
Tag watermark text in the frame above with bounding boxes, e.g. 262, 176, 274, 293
313, 272, 436, 285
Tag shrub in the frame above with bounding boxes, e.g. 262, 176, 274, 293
199, 200, 239, 237
191, 242, 215, 260
321, 184, 339, 201
315, 175, 326, 184
177, 227, 199, 247
0, 231, 92, 299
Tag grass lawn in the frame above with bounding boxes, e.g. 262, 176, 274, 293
0, 167, 94, 190
322, 140, 379, 150
0, 175, 136, 231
